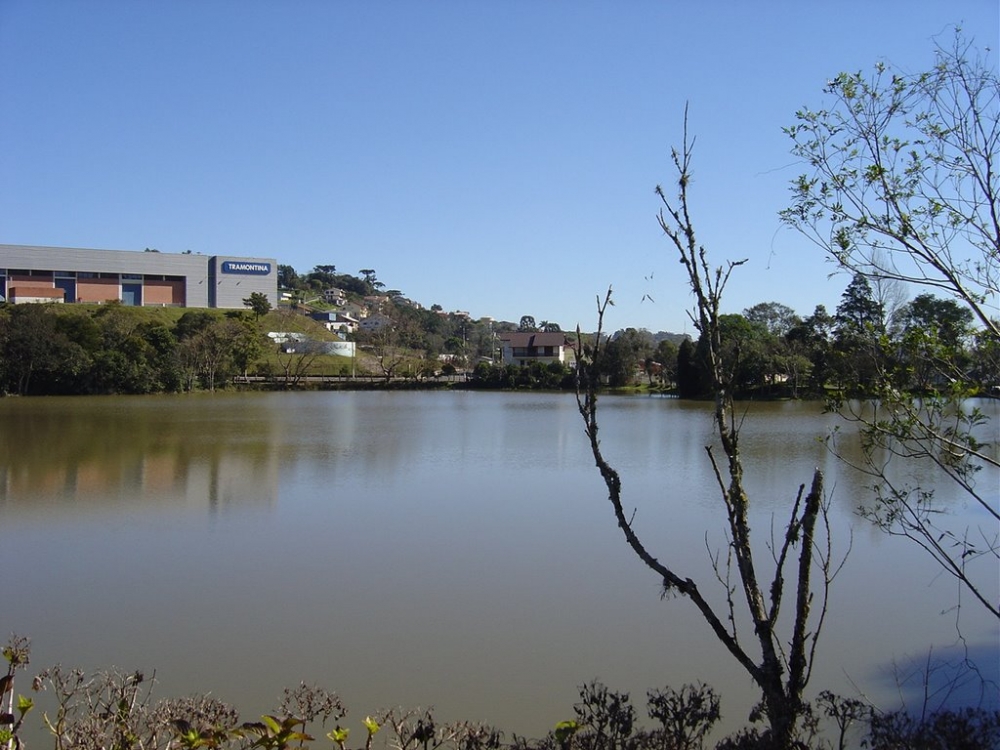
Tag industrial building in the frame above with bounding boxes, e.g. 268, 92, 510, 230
0, 244, 277, 309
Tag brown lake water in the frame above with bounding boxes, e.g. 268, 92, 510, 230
1, 391, 997, 743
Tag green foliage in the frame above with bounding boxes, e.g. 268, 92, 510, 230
675, 338, 704, 398
174, 310, 219, 340
470, 361, 573, 390
241, 715, 313, 749
742, 302, 799, 337
0, 303, 279, 394
553, 720, 580, 748
781, 35, 1000, 614
835, 274, 884, 339
277, 264, 300, 290
596, 329, 653, 387
782, 27, 998, 340
243, 292, 272, 321
649, 339, 679, 387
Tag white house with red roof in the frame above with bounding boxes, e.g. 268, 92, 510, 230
497, 331, 571, 367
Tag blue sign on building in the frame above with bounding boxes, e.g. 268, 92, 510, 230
221, 261, 272, 275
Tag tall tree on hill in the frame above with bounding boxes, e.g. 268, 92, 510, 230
243, 292, 272, 321
277, 264, 301, 290
359, 269, 384, 292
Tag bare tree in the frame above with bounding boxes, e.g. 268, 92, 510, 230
274, 338, 328, 388
575, 112, 840, 748
362, 317, 420, 382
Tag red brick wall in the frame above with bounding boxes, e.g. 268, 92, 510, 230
76, 277, 119, 303
143, 278, 184, 305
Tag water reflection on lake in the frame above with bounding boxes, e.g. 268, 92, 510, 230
1, 391, 997, 741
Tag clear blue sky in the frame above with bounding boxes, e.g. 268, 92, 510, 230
1, 2, 996, 333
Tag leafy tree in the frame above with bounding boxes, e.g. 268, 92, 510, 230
174, 310, 217, 341
785, 305, 835, 393
834, 274, 883, 338
682, 314, 779, 397
230, 318, 266, 379
243, 291, 272, 321
334, 274, 369, 296
308, 265, 339, 288
832, 273, 885, 391
359, 269, 384, 291
518, 315, 538, 332
716, 314, 774, 393
896, 293, 974, 352
782, 28, 998, 339
675, 337, 704, 398
650, 338, 679, 386
970, 325, 1000, 388
599, 328, 653, 387
88, 348, 156, 394
784, 30, 999, 617
575, 114, 834, 748
138, 321, 181, 392
175, 318, 240, 391
469, 360, 572, 390
0, 305, 69, 394
53, 311, 103, 354
743, 301, 799, 337
277, 264, 301, 290
892, 293, 974, 392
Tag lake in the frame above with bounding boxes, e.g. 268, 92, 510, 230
1, 391, 997, 743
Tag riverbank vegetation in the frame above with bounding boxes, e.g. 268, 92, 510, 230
4, 637, 998, 750
0, 274, 994, 398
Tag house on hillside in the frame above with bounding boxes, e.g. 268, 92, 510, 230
311, 311, 358, 335
498, 331, 571, 367
359, 313, 392, 332
323, 287, 348, 306
341, 300, 368, 319
363, 295, 390, 312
